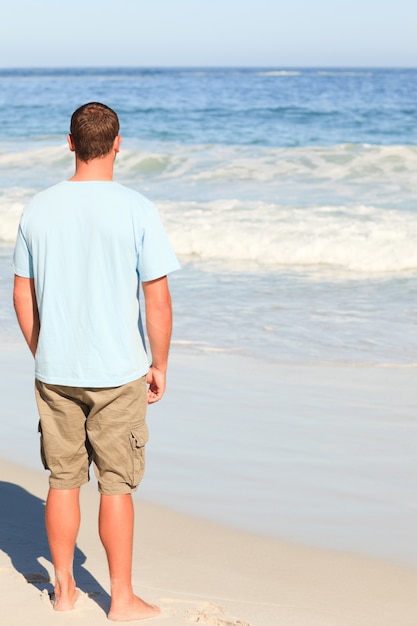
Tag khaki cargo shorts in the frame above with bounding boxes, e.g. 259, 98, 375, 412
35, 376, 148, 495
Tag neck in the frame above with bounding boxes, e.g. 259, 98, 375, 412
69, 153, 115, 181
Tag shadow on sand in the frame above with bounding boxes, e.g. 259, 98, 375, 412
0, 481, 110, 614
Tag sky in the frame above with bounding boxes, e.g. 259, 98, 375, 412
1, 0, 417, 68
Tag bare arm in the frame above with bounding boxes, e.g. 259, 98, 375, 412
142, 275, 173, 404
13, 275, 40, 358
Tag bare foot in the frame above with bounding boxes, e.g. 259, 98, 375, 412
108, 595, 161, 622
52, 581, 80, 611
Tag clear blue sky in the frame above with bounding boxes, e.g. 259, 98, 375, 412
2, 0, 417, 67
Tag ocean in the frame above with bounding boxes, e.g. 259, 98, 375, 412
1, 67, 417, 364
1, 68, 417, 565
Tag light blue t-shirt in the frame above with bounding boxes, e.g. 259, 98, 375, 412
13, 181, 180, 386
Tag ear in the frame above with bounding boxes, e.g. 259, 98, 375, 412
113, 135, 122, 154
67, 134, 75, 152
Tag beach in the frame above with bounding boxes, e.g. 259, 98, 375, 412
3, 462, 417, 626
2, 342, 417, 625
2, 67, 417, 624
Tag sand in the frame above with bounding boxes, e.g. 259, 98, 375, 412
2, 344, 417, 625
2, 458, 417, 626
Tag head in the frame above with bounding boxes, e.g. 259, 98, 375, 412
69, 102, 120, 163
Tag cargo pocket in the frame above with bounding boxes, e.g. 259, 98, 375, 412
38, 420, 49, 471
129, 423, 149, 488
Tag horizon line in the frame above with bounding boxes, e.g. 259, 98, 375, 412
1, 64, 417, 70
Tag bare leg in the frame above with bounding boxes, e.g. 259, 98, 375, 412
99, 493, 160, 621
45, 487, 80, 611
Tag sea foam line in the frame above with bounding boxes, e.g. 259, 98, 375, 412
159, 199, 417, 274
1, 142, 417, 194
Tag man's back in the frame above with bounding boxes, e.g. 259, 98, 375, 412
14, 180, 179, 386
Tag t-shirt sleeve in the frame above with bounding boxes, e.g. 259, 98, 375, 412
13, 223, 34, 278
137, 203, 180, 282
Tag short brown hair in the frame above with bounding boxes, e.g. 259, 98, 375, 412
70, 102, 120, 163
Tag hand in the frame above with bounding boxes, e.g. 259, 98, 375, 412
146, 366, 166, 404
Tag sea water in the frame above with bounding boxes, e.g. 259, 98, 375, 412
1, 67, 417, 364
1, 68, 417, 564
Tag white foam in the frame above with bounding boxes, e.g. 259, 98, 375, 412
116, 143, 417, 196
0, 188, 36, 242
160, 199, 417, 274
258, 70, 301, 76
2, 141, 417, 194
0, 143, 70, 168
2, 142, 417, 275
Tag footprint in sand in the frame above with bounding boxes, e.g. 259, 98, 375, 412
160, 599, 251, 626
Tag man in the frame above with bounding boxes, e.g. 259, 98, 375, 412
13, 102, 179, 621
